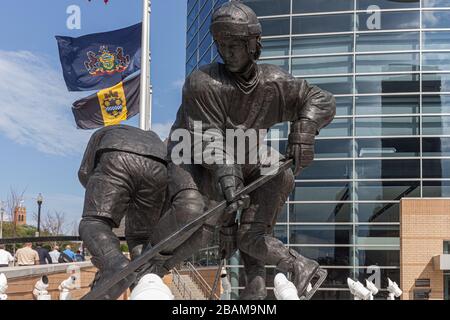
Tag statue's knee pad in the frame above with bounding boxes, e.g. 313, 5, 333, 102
173, 189, 205, 220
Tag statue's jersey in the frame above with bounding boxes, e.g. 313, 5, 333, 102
168, 62, 336, 164
78, 124, 167, 187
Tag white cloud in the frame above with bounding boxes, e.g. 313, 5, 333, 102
152, 121, 173, 140
0, 50, 91, 156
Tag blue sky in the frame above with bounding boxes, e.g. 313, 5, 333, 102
0, 0, 186, 232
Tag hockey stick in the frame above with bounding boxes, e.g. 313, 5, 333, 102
209, 257, 225, 300
81, 159, 293, 300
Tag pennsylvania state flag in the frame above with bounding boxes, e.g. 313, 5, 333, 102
56, 23, 141, 91
72, 75, 140, 129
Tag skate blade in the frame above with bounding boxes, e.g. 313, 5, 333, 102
299, 268, 327, 300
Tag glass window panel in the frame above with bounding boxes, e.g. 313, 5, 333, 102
423, 73, 450, 92
356, 32, 419, 52
198, 48, 212, 67
444, 241, 450, 254
292, 55, 353, 76
356, 138, 420, 158
266, 140, 287, 154
299, 160, 353, 180
214, 0, 228, 10
198, 16, 211, 42
356, 247, 400, 266
292, 246, 353, 266
260, 17, 290, 36
336, 96, 353, 116
260, 38, 289, 58
356, 203, 400, 223
356, 269, 400, 290
424, 52, 450, 72
355, 117, 420, 136
187, 23, 198, 46
199, 34, 212, 60
304, 76, 353, 95
187, 5, 198, 30
356, 159, 420, 179
357, 225, 400, 246
292, 14, 354, 35
318, 118, 353, 137
321, 268, 353, 289
423, 0, 450, 7
356, 95, 420, 115
357, 11, 420, 31
289, 203, 352, 223
186, 35, 198, 62
423, 137, 450, 156
258, 58, 289, 72
291, 182, 352, 202
311, 290, 352, 300
356, 74, 420, 94
423, 116, 450, 135
267, 122, 288, 139
424, 31, 450, 50
423, 181, 450, 197
355, 181, 420, 201
186, 53, 197, 76
356, 53, 419, 73
188, 0, 198, 15
358, 0, 419, 9
242, 0, 291, 16
293, 0, 354, 13
423, 159, 450, 178
290, 225, 353, 245
273, 225, 288, 244
423, 95, 450, 113
199, 0, 212, 23
423, 11, 450, 28
315, 139, 353, 159
292, 35, 354, 55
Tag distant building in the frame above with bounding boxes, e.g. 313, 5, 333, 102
14, 205, 26, 226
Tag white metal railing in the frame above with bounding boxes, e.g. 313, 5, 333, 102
185, 261, 220, 300
171, 268, 192, 300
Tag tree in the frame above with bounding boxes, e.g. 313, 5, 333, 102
5, 187, 26, 254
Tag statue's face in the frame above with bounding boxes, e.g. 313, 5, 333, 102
216, 38, 252, 73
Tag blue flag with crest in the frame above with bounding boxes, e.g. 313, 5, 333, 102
56, 23, 141, 91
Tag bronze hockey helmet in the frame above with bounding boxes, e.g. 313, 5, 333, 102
210, 1, 262, 60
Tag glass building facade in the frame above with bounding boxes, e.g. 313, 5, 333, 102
186, 0, 450, 299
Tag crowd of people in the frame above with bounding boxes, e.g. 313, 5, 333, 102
0, 243, 85, 267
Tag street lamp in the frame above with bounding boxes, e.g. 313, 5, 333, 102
36, 193, 43, 237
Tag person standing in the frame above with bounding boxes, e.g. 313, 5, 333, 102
49, 245, 60, 264
0, 245, 14, 267
35, 243, 53, 265
15, 243, 39, 266
63, 245, 76, 261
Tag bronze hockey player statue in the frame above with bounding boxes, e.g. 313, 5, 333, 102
145, 1, 336, 300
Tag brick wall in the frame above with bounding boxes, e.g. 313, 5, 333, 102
400, 198, 450, 300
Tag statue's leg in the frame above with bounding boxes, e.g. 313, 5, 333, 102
238, 165, 326, 299
239, 251, 267, 300
124, 156, 168, 283
145, 163, 213, 275
79, 151, 160, 300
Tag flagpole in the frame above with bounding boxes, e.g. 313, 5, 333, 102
139, 0, 151, 130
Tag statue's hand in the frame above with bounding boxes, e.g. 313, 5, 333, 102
287, 119, 317, 176
216, 166, 250, 215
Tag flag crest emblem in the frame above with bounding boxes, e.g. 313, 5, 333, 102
84, 46, 131, 76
